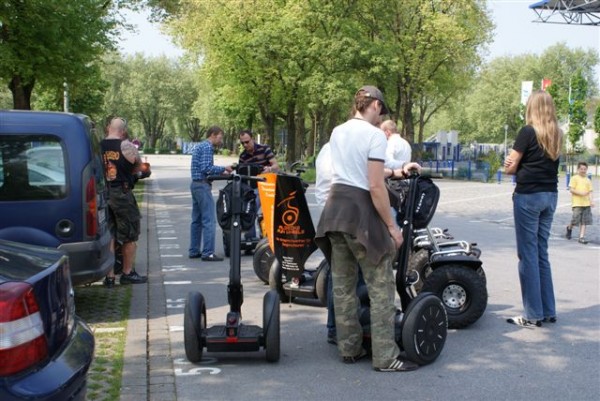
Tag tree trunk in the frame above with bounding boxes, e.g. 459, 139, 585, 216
258, 102, 276, 151
9, 75, 34, 110
285, 101, 296, 166
295, 109, 306, 161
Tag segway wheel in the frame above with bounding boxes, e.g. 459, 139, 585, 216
314, 259, 330, 307
422, 265, 487, 329
184, 291, 206, 363
406, 249, 431, 293
253, 238, 274, 284
268, 260, 289, 302
400, 293, 447, 365
222, 233, 230, 258
263, 290, 280, 362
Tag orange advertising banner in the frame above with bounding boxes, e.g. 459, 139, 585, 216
257, 173, 277, 251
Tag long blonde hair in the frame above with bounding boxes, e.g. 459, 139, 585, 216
525, 90, 562, 161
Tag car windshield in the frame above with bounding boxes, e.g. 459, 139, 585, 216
0, 135, 67, 201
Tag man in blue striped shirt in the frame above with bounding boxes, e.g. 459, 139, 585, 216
189, 126, 232, 261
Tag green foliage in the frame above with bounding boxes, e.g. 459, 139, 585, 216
101, 53, 196, 148
482, 151, 502, 182
142, 147, 156, 154
0, 0, 124, 109
566, 71, 589, 149
431, 44, 598, 145
220, 149, 231, 156
161, 0, 492, 162
300, 167, 316, 184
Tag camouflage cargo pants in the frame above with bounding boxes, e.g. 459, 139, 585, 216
328, 232, 399, 368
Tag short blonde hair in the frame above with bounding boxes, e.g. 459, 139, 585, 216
380, 120, 397, 133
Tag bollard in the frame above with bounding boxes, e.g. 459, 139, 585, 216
497, 169, 502, 184
467, 161, 472, 180
566, 173, 570, 189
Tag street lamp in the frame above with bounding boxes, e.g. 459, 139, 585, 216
63, 80, 69, 113
504, 124, 508, 159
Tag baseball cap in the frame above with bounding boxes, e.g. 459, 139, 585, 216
357, 85, 390, 115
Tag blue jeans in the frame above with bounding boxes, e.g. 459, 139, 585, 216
513, 191, 557, 321
245, 188, 261, 240
189, 181, 216, 257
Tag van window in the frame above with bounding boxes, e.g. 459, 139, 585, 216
0, 135, 67, 201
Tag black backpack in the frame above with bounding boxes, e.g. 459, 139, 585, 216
216, 182, 257, 231
387, 176, 439, 229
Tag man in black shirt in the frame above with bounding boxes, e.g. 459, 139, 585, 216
101, 117, 147, 287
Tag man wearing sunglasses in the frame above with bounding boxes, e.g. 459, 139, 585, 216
237, 130, 279, 241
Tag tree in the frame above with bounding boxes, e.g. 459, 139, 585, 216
565, 71, 588, 151
0, 0, 120, 109
355, 0, 493, 150
101, 53, 194, 149
430, 44, 599, 147
31, 63, 108, 121
594, 104, 600, 152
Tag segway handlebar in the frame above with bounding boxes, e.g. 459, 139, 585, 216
206, 174, 266, 183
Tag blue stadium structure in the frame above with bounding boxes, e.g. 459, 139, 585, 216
530, 0, 600, 25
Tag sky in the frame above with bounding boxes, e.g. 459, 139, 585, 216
118, 0, 600, 78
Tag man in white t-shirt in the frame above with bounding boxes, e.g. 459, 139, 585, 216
315, 142, 331, 209
315, 85, 418, 372
381, 120, 412, 169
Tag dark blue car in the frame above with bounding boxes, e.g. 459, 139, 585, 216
0, 239, 94, 401
0, 111, 112, 285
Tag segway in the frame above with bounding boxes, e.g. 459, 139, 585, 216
252, 162, 308, 284
184, 172, 280, 363
264, 173, 329, 306
222, 163, 264, 257
406, 226, 487, 329
357, 172, 448, 365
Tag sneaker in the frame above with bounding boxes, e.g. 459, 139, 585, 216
342, 348, 368, 364
103, 276, 115, 288
201, 253, 224, 262
374, 357, 419, 372
188, 253, 201, 259
542, 317, 557, 323
120, 270, 148, 285
506, 315, 542, 328
566, 226, 572, 240
578, 237, 588, 244
327, 332, 337, 345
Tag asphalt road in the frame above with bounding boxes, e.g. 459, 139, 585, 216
141, 154, 599, 401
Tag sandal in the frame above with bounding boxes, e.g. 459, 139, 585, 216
507, 316, 542, 328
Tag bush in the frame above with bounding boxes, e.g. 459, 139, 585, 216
482, 151, 502, 182
143, 147, 155, 154
220, 149, 231, 156
300, 167, 316, 183
158, 148, 170, 154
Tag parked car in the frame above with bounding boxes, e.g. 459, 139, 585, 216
0, 239, 94, 401
0, 110, 112, 285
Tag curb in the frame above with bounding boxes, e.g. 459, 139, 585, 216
119, 178, 176, 401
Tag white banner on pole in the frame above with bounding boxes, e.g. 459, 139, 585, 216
521, 81, 533, 105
